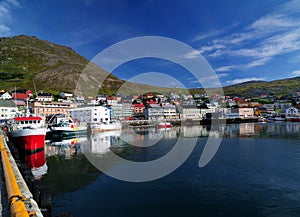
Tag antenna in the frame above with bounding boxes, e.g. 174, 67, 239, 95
33, 82, 38, 96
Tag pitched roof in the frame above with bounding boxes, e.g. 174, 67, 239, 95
12, 93, 28, 99
0, 100, 17, 107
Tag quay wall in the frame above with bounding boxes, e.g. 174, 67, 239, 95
122, 117, 259, 127
0, 134, 44, 217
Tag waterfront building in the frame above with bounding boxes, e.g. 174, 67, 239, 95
0, 100, 18, 122
285, 107, 298, 118
179, 104, 201, 120
217, 108, 234, 119
121, 103, 134, 120
32, 101, 75, 117
144, 104, 164, 121
232, 107, 254, 118
111, 103, 124, 120
133, 103, 145, 119
163, 104, 179, 120
70, 105, 110, 123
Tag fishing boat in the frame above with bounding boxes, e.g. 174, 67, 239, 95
88, 121, 122, 132
286, 116, 300, 122
47, 118, 87, 139
258, 116, 268, 123
156, 122, 172, 128
6, 115, 47, 154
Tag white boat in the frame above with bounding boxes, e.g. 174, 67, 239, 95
274, 116, 285, 121
258, 117, 267, 123
48, 118, 87, 139
156, 122, 172, 128
89, 121, 122, 132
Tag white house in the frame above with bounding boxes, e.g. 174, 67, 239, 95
285, 107, 298, 117
180, 105, 201, 120
70, 106, 110, 123
163, 104, 178, 119
0, 100, 18, 122
144, 104, 164, 121
0, 92, 12, 100
36, 92, 53, 102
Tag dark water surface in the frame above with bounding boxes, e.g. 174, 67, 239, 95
41, 122, 300, 217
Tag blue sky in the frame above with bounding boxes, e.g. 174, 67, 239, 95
1, 0, 300, 88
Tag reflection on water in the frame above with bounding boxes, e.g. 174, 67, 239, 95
40, 122, 300, 217
44, 122, 300, 160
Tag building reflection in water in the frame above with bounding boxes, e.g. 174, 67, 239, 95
43, 122, 300, 161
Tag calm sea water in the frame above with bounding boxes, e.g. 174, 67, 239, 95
40, 122, 300, 217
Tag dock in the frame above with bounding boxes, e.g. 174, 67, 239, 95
0, 133, 44, 217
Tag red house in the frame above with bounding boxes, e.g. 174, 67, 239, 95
12, 90, 32, 106
133, 103, 145, 114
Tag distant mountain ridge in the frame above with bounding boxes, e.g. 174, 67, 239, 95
1, 34, 300, 98
222, 77, 300, 97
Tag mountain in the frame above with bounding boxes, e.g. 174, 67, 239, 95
0, 35, 189, 97
0, 35, 125, 94
222, 77, 300, 97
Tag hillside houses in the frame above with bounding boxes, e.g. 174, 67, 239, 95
1, 88, 300, 123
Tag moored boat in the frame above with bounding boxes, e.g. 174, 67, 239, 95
47, 118, 87, 139
286, 116, 300, 122
156, 122, 172, 128
6, 116, 47, 154
88, 121, 122, 132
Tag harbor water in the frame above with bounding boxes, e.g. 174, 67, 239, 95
38, 122, 300, 217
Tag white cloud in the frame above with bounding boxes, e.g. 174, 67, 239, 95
291, 70, 300, 76
181, 50, 201, 59
194, 29, 223, 41
243, 57, 272, 69
194, 1, 300, 71
215, 65, 237, 72
249, 13, 298, 31
0, 0, 20, 36
226, 77, 266, 85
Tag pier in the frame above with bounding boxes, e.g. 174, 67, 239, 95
0, 134, 44, 217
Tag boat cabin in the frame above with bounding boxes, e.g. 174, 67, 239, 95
12, 116, 44, 129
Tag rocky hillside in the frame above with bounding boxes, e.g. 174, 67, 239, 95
223, 78, 300, 97
0, 35, 124, 94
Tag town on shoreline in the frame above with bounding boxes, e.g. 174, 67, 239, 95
0, 89, 299, 125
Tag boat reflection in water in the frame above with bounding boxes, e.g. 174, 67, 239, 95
45, 136, 88, 159
43, 122, 300, 160
19, 149, 48, 180
40, 122, 300, 217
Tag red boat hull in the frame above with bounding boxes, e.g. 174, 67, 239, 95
157, 123, 172, 128
8, 129, 47, 153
